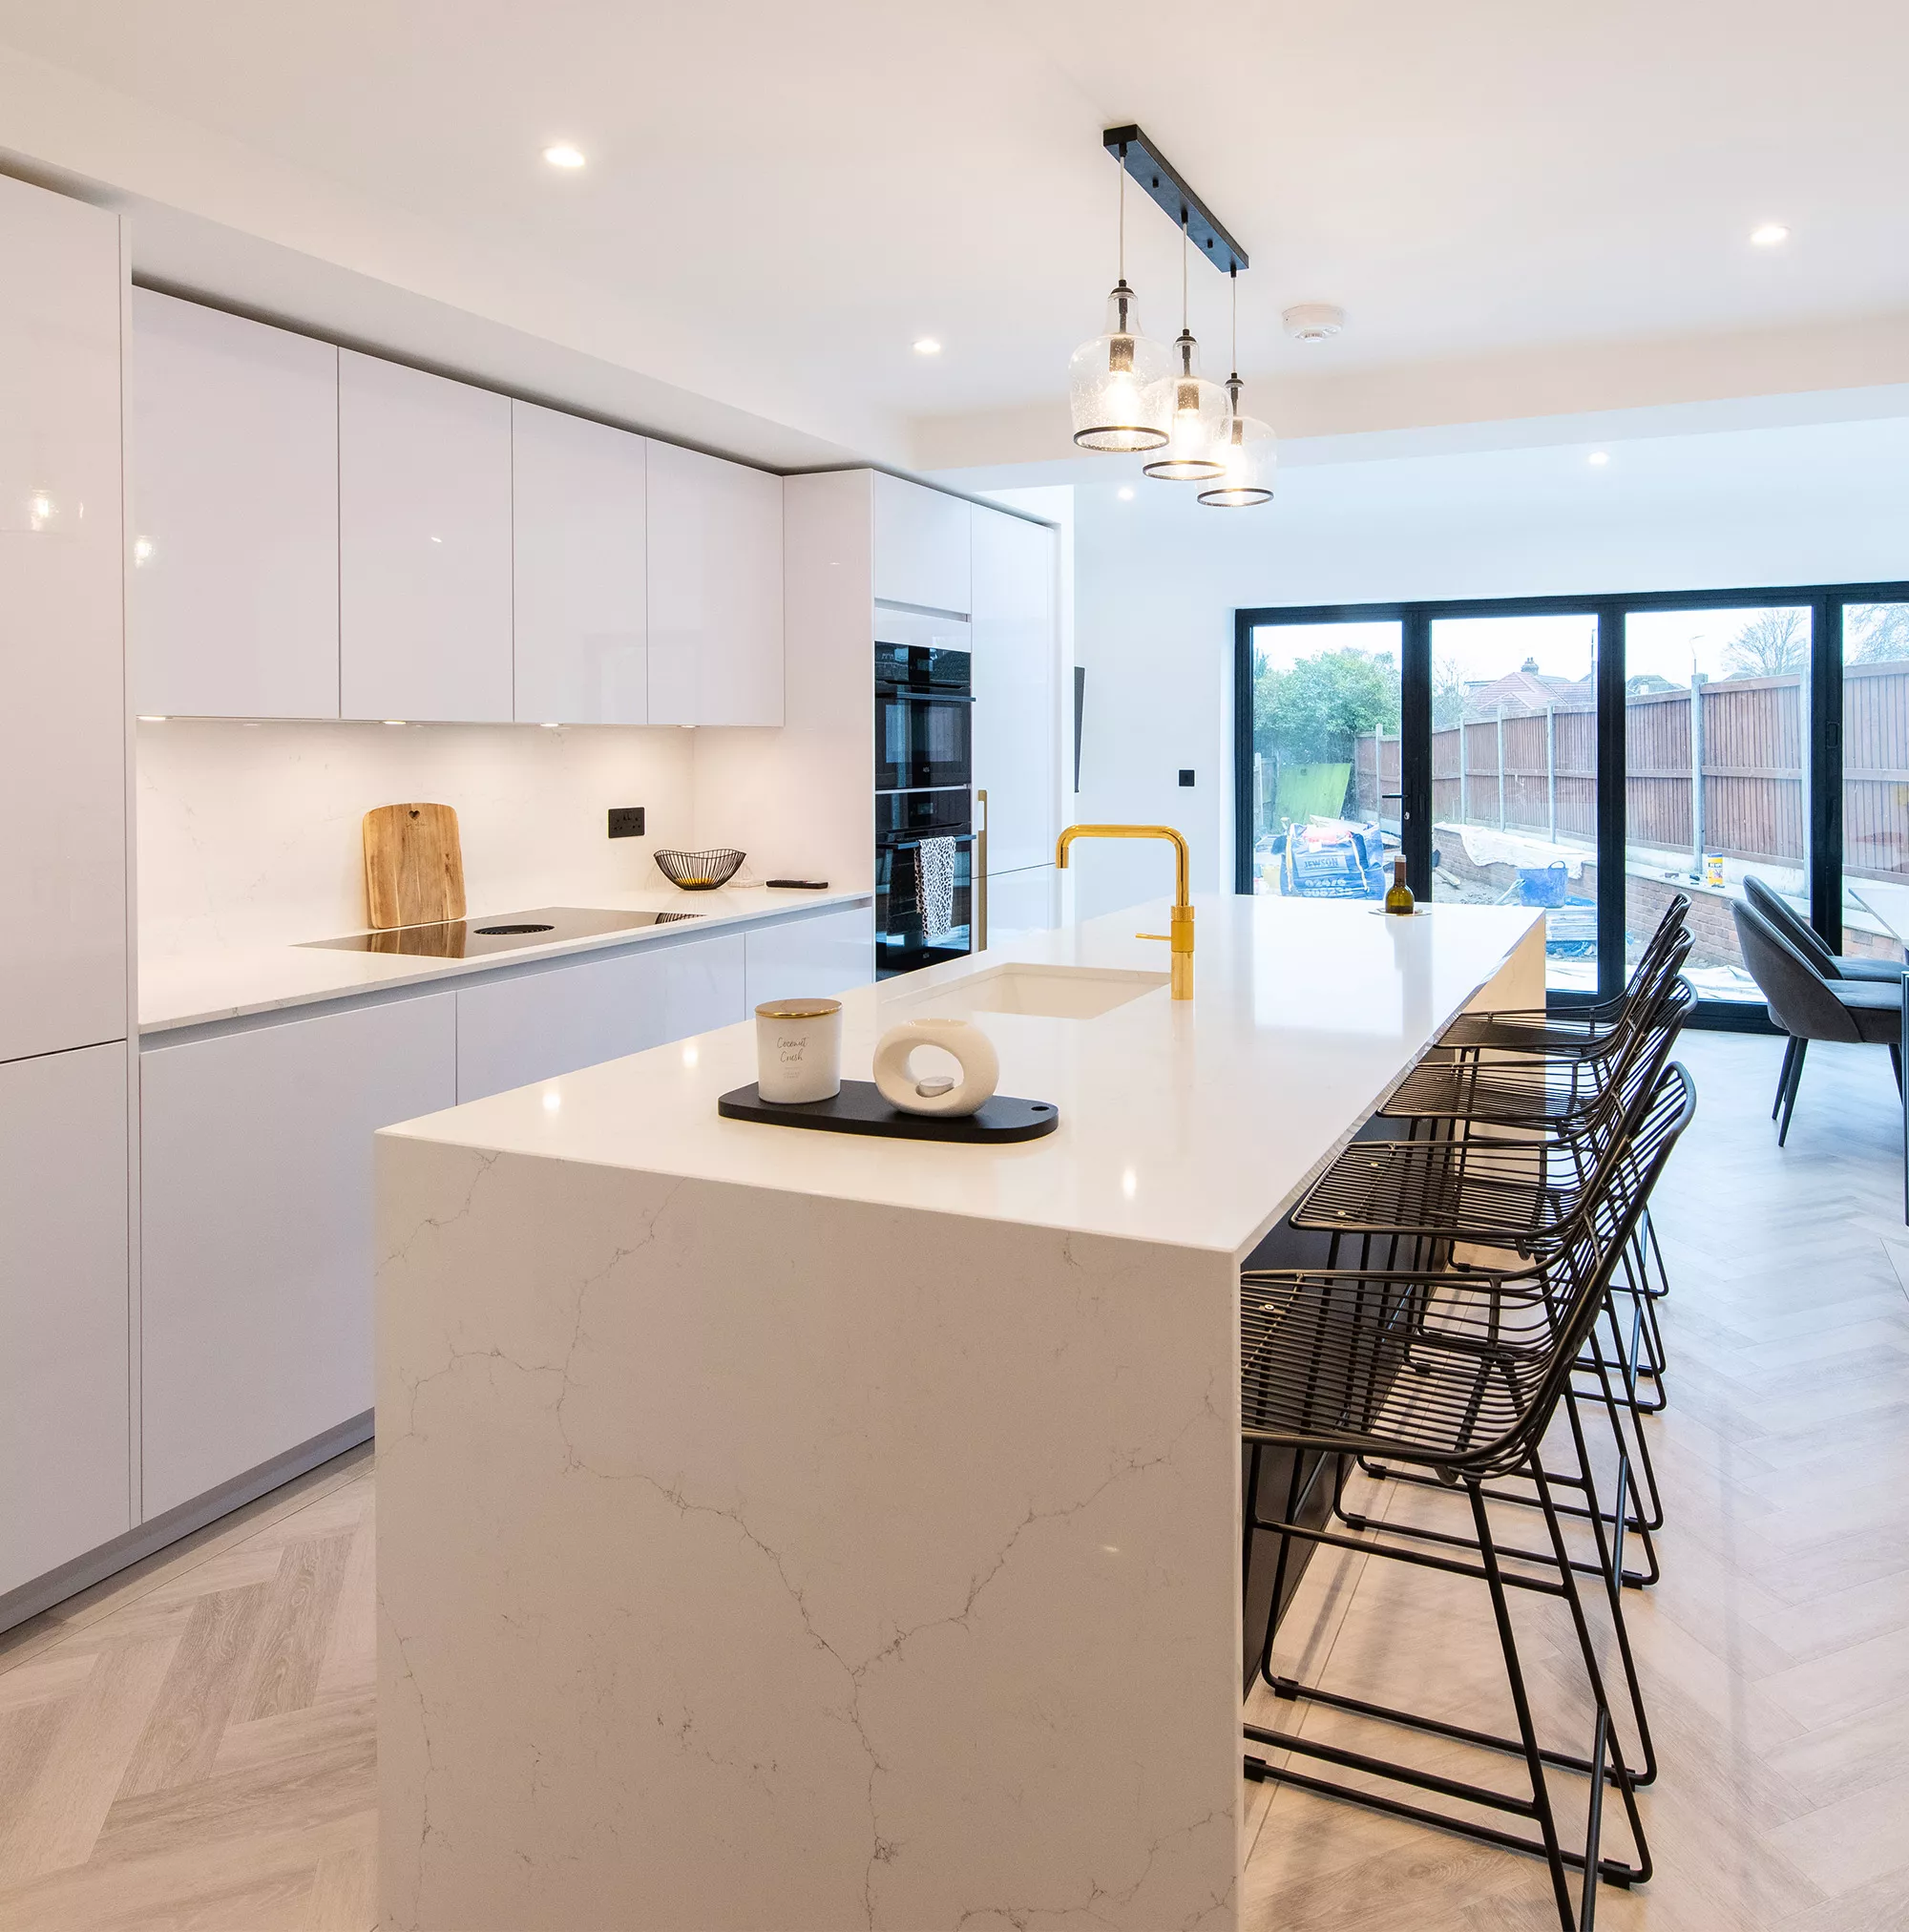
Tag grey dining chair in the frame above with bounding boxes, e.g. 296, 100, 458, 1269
1742, 876, 1901, 983
1731, 899, 1903, 1144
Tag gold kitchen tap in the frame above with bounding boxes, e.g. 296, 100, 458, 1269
1055, 824, 1194, 999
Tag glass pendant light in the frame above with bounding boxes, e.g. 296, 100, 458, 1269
1142, 211, 1227, 482
1199, 271, 1275, 508
1068, 147, 1170, 452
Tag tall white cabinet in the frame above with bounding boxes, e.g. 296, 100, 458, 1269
647, 440, 784, 726
0, 1044, 133, 1595
0, 178, 134, 1605
972, 507, 1060, 880
129, 290, 341, 720
512, 401, 648, 724
339, 349, 514, 723
872, 472, 973, 614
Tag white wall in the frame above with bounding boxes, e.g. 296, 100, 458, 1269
1061, 414, 1909, 917
136, 720, 696, 955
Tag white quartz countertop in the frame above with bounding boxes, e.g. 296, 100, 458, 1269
384, 893, 1542, 1257
139, 885, 871, 1034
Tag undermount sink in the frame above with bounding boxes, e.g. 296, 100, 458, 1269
904, 962, 1170, 1020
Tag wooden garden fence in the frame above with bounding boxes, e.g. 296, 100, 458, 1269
1351, 662, 1909, 876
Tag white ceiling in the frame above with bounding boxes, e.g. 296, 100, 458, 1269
2, 0, 1905, 468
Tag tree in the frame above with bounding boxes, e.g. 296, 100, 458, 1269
1848, 603, 1909, 664
1432, 655, 1470, 731
1722, 609, 1807, 679
1254, 647, 1400, 766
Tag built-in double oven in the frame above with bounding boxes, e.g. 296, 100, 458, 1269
874, 613, 975, 978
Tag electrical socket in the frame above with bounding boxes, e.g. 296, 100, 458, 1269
607, 807, 645, 838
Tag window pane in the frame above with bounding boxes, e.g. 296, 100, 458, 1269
1247, 622, 1401, 897
1428, 614, 1599, 992
1842, 602, 1909, 966
1624, 607, 1809, 1001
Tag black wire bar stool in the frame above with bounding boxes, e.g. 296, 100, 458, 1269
1240, 1065, 1696, 1932
1411, 897, 1690, 1394
1375, 928, 1693, 1424
1430, 895, 1689, 1383
1246, 1055, 1684, 1830
1290, 967, 1694, 1588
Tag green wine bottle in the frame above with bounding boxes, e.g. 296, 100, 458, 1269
1384, 857, 1415, 915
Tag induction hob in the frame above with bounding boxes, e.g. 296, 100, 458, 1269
300, 905, 703, 960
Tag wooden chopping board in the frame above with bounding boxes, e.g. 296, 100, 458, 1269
363, 803, 466, 930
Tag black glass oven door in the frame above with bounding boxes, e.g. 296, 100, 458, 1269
876, 693, 973, 792
874, 833, 974, 978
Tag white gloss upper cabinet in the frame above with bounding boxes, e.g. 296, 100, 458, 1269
513, 402, 648, 724
339, 351, 514, 723
646, 442, 783, 726
0, 1041, 131, 1597
971, 508, 1059, 877
0, 177, 129, 1064
872, 473, 972, 615
130, 290, 341, 719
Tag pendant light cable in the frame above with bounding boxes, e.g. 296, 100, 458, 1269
1166, 209, 1182, 338
1117, 144, 1125, 283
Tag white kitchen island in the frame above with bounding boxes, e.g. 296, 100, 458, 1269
376, 892, 1543, 1932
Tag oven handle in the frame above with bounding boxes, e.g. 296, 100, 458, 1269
975, 789, 988, 953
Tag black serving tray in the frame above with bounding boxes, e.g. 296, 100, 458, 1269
718, 1080, 1059, 1144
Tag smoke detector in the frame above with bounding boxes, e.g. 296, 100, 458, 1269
1282, 304, 1346, 343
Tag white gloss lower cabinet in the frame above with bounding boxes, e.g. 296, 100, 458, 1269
456, 934, 746, 1103
139, 994, 457, 1518
742, 906, 873, 1010
646, 441, 783, 726
0, 1042, 131, 1597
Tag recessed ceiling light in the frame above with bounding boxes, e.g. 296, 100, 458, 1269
542, 143, 586, 170
1588, 451, 1609, 467
1117, 487, 1134, 501
913, 337, 941, 356
1750, 222, 1790, 247
383, 719, 407, 727
137, 714, 167, 723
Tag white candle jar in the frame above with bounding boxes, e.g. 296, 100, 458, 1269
754, 998, 844, 1104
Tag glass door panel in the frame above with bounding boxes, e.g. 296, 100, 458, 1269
1842, 600, 1909, 965
1246, 620, 1402, 897
1427, 614, 1599, 991
1623, 606, 1810, 1001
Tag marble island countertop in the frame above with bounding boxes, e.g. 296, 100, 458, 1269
386, 892, 1543, 1258
138, 884, 871, 1034
374, 891, 1545, 1932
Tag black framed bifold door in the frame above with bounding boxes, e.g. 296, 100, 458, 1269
1236, 579, 1909, 1021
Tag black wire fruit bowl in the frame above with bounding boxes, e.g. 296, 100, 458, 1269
654, 848, 745, 892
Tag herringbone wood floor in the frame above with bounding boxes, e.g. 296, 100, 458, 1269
0, 1444, 374, 1930
1, 1033, 1905, 1929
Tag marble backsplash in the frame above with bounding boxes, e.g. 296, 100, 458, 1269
136, 719, 701, 956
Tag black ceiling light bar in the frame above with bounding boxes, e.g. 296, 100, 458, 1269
1101, 124, 1248, 275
